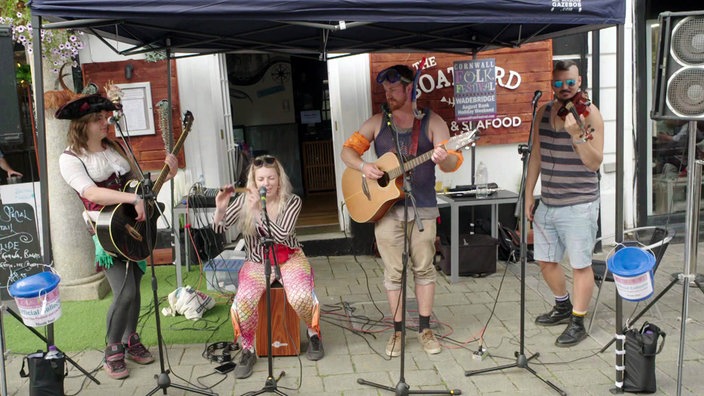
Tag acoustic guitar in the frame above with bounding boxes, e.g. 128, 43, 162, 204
342, 129, 478, 223
95, 111, 193, 261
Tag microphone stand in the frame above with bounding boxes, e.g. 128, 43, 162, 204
109, 119, 213, 396
465, 91, 565, 395
243, 190, 286, 396
358, 107, 460, 395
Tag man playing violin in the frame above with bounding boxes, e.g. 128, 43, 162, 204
525, 60, 604, 347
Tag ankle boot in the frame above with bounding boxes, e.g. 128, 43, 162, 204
535, 300, 573, 326
555, 315, 587, 347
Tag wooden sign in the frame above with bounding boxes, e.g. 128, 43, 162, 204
370, 40, 554, 145
0, 203, 43, 301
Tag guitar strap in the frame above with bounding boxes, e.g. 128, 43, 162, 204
388, 111, 423, 157
409, 117, 422, 157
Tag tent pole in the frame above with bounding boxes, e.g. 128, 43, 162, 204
611, 22, 626, 394
31, 13, 54, 347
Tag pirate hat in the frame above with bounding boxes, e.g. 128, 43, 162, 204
55, 94, 121, 120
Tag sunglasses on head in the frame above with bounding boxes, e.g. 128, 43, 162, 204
253, 155, 276, 167
553, 79, 577, 88
376, 67, 412, 84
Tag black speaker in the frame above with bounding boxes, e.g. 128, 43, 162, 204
0, 25, 23, 144
651, 12, 704, 121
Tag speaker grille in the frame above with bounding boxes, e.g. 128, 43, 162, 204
666, 67, 704, 118
670, 16, 704, 66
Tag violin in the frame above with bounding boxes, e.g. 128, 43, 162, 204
557, 91, 594, 141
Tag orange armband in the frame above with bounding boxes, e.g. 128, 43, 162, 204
438, 138, 464, 172
343, 131, 371, 155
445, 150, 464, 172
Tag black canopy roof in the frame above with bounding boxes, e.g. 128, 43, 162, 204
29, 0, 625, 57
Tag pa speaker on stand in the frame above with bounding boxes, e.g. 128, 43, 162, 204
651, 11, 704, 121
648, 10, 704, 396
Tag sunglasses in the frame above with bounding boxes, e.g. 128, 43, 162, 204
253, 155, 276, 167
553, 79, 577, 88
376, 67, 412, 84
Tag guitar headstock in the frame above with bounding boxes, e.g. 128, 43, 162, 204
446, 128, 480, 151
183, 111, 194, 132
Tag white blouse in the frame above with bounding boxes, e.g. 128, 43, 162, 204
59, 146, 131, 197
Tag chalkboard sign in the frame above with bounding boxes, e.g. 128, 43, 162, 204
0, 203, 44, 301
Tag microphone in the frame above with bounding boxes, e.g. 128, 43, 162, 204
532, 90, 542, 107
107, 110, 121, 125
259, 186, 267, 208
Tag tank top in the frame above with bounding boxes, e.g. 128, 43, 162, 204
374, 110, 436, 208
539, 102, 599, 207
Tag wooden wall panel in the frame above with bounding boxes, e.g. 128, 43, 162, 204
370, 41, 554, 146
81, 59, 186, 172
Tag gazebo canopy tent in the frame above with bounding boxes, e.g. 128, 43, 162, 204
29, 0, 625, 56
28, 0, 628, 391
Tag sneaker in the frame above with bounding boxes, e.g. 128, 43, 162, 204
125, 333, 155, 365
535, 301, 573, 326
104, 343, 129, 380
306, 334, 324, 361
555, 315, 587, 347
385, 331, 402, 357
418, 329, 442, 354
233, 348, 257, 379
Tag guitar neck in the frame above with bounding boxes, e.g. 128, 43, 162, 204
387, 149, 436, 180
152, 119, 191, 195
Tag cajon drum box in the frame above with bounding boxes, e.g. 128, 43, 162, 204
255, 282, 301, 357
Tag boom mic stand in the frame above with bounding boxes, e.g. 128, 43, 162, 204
465, 91, 565, 395
358, 108, 461, 395
243, 188, 286, 396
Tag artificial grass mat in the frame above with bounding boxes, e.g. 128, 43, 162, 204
4, 265, 236, 355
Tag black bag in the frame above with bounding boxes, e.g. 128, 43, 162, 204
497, 223, 533, 263
623, 322, 666, 393
434, 233, 497, 277
20, 351, 66, 396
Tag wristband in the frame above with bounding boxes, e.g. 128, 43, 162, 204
132, 195, 142, 205
359, 162, 366, 172
573, 136, 588, 145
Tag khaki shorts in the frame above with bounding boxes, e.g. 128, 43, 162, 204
374, 215, 437, 290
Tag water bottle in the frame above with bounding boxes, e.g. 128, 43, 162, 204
45, 345, 62, 360
475, 162, 489, 199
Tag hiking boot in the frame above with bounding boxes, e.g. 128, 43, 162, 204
104, 343, 129, 380
535, 300, 573, 326
555, 315, 587, 347
125, 333, 155, 365
386, 331, 403, 357
418, 328, 442, 354
306, 334, 324, 361
233, 348, 257, 379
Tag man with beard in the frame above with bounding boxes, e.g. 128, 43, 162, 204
525, 60, 604, 347
341, 64, 462, 357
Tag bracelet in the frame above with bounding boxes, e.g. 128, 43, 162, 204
132, 195, 142, 205
359, 162, 366, 172
573, 136, 588, 145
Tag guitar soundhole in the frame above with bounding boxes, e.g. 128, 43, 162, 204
378, 173, 390, 188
